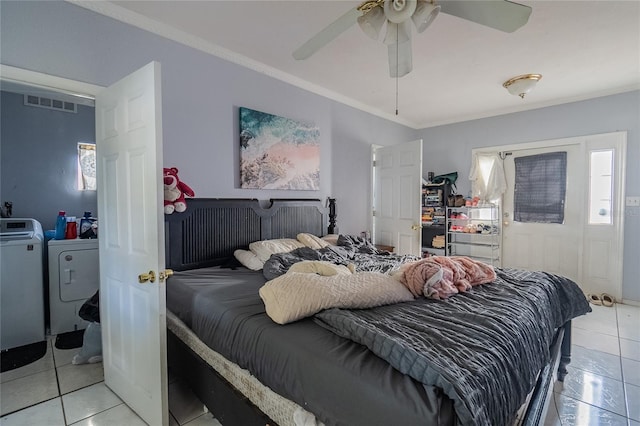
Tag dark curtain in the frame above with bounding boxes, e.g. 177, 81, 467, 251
514, 152, 567, 224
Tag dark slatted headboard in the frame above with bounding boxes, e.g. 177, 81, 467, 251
164, 198, 327, 271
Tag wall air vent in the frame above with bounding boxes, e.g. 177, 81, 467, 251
24, 94, 77, 113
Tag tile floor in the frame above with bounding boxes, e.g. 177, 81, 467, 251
0, 336, 220, 426
543, 302, 640, 426
1, 303, 638, 426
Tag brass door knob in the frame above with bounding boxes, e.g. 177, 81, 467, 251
411, 224, 421, 231
138, 270, 156, 284
159, 269, 174, 282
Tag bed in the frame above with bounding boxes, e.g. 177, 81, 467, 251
164, 198, 590, 426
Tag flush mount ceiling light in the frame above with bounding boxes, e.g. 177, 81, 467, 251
503, 74, 542, 98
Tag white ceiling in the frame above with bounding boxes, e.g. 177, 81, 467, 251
77, 1, 640, 129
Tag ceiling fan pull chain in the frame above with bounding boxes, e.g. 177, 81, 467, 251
395, 25, 399, 116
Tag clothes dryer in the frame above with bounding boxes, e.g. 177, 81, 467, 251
48, 238, 99, 335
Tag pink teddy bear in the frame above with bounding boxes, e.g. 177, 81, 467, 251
163, 167, 195, 214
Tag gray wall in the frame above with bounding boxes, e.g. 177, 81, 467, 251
0, 90, 97, 230
0, 0, 414, 237
418, 90, 640, 302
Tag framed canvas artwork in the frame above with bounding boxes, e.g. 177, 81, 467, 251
239, 107, 320, 190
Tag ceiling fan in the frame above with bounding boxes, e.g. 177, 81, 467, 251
293, 0, 532, 78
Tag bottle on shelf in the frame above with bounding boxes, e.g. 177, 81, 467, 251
65, 216, 77, 239
55, 211, 67, 240
79, 212, 97, 239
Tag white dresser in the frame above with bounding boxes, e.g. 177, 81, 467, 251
48, 238, 99, 335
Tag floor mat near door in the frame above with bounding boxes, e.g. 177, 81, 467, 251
54, 330, 84, 350
1, 341, 48, 373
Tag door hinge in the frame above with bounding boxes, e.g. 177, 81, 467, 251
372, 210, 376, 217
372, 160, 376, 167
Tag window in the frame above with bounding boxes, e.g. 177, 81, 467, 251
514, 152, 567, 224
77, 142, 96, 190
588, 150, 613, 225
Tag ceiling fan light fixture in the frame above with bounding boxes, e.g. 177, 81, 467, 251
383, 20, 412, 45
384, 0, 417, 23
357, 6, 386, 40
412, 1, 440, 33
503, 74, 542, 98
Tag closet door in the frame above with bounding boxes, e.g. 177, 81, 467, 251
373, 139, 423, 256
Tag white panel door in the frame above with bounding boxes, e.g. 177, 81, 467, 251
96, 62, 168, 426
373, 140, 423, 256
502, 144, 584, 282
501, 133, 625, 299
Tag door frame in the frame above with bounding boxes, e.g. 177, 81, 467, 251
473, 131, 627, 298
0, 64, 103, 99
1, 64, 170, 418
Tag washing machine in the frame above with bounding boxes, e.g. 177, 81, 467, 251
0, 218, 45, 350
48, 238, 99, 335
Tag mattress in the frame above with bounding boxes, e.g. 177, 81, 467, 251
166, 266, 455, 426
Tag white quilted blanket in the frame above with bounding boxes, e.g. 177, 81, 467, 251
259, 270, 414, 324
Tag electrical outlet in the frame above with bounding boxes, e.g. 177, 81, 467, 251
626, 196, 640, 207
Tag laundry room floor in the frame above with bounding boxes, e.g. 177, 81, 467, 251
0, 335, 220, 425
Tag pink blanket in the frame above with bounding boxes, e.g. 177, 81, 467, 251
395, 256, 496, 299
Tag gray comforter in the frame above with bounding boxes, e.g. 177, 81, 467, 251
314, 268, 591, 426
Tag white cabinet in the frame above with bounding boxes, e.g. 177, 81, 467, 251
446, 204, 501, 266
48, 239, 99, 335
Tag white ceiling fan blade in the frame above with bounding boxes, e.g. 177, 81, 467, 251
292, 7, 360, 60
439, 0, 532, 33
388, 38, 413, 78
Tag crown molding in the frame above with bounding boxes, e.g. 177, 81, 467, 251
66, 0, 419, 129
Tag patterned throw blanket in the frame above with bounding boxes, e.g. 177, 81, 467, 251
263, 245, 419, 280
314, 268, 591, 426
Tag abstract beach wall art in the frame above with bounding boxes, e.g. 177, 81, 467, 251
239, 107, 320, 190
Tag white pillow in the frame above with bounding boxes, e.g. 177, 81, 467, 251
321, 234, 339, 245
297, 233, 330, 249
249, 238, 305, 263
233, 249, 264, 271
288, 260, 352, 276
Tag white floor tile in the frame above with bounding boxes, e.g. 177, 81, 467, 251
67, 403, 148, 426
573, 305, 618, 337
555, 365, 626, 416
617, 304, 640, 342
622, 357, 640, 386
61, 382, 122, 424
0, 368, 59, 416
0, 341, 55, 384
570, 345, 622, 381
620, 338, 640, 361
52, 346, 78, 368
57, 361, 104, 395
0, 397, 65, 426
626, 382, 640, 422
552, 393, 628, 426
572, 328, 620, 356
